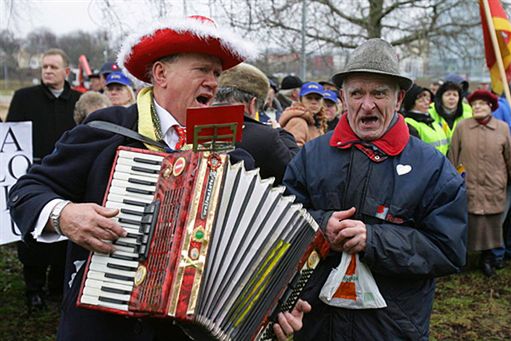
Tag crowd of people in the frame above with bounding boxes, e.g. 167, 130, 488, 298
2, 13, 510, 341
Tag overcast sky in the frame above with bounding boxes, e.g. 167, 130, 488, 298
3, 0, 218, 37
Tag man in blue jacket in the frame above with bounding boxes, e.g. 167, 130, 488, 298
284, 39, 468, 340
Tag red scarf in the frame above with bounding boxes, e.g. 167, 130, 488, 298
329, 113, 409, 159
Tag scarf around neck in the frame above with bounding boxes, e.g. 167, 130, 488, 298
329, 112, 409, 157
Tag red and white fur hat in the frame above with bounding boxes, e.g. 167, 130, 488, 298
118, 15, 258, 83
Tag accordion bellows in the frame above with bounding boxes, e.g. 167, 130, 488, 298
77, 146, 328, 340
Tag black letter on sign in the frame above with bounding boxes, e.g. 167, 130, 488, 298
0, 127, 23, 153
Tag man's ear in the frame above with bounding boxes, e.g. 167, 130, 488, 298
395, 89, 406, 110
64, 67, 71, 77
152, 61, 168, 88
339, 88, 346, 106
246, 97, 257, 118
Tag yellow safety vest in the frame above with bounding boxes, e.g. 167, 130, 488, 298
405, 117, 449, 155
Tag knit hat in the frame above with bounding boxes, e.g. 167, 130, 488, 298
218, 63, 269, 101
332, 38, 412, 90
402, 84, 433, 112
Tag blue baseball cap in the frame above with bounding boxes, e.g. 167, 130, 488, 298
106, 72, 132, 87
100, 61, 120, 76
300, 82, 324, 97
323, 90, 338, 103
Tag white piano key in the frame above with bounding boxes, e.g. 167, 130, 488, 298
91, 254, 139, 269
112, 244, 137, 254
87, 270, 134, 286
85, 278, 133, 293
118, 150, 164, 163
109, 186, 155, 202
114, 164, 160, 179
111, 179, 156, 193
80, 294, 129, 311
83, 286, 132, 303
88, 263, 136, 280
116, 158, 161, 172
112, 171, 158, 186
107, 193, 152, 206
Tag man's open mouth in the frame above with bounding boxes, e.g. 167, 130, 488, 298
196, 95, 211, 105
361, 116, 378, 124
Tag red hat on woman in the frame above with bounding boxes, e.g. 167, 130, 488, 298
118, 15, 258, 83
467, 89, 499, 111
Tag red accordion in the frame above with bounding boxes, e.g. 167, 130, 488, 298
77, 146, 328, 340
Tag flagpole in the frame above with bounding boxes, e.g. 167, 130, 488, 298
482, 0, 511, 108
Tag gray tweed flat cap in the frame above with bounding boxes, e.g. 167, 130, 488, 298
332, 38, 412, 90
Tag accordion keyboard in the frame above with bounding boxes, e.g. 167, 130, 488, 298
79, 150, 164, 311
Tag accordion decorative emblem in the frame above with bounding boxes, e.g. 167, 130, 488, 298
77, 146, 329, 340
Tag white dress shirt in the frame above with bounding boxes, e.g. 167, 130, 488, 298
32, 98, 184, 242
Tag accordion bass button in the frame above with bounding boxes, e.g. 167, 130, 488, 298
134, 265, 147, 286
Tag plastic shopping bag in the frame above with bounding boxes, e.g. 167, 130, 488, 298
319, 252, 386, 309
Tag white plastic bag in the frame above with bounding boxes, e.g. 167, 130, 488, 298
319, 252, 387, 309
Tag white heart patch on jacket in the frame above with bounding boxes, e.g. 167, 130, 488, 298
396, 164, 412, 175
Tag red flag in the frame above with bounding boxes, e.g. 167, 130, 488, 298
480, 0, 511, 95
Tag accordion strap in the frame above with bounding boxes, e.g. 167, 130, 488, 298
86, 120, 167, 150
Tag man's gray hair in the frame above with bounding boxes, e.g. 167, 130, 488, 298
43, 48, 70, 67
215, 86, 265, 112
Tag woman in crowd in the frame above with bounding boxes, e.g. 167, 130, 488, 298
323, 89, 342, 132
104, 71, 136, 107
278, 81, 327, 146
448, 89, 511, 277
401, 84, 449, 155
73, 92, 111, 124
429, 81, 472, 143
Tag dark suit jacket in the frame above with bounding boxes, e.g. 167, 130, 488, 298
236, 116, 299, 185
8, 104, 254, 340
6, 81, 81, 160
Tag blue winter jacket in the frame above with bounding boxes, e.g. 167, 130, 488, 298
284, 132, 467, 341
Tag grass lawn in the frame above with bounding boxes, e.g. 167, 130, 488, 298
1, 244, 510, 340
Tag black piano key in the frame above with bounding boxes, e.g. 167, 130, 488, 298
126, 232, 141, 239
120, 208, 144, 216
98, 296, 129, 305
128, 177, 157, 187
105, 273, 134, 282
101, 286, 131, 296
126, 187, 155, 195
131, 166, 159, 174
133, 157, 162, 165
123, 199, 147, 207
111, 253, 138, 261
118, 217, 142, 226
107, 262, 137, 272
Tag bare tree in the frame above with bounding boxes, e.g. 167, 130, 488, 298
215, 0, 482, 60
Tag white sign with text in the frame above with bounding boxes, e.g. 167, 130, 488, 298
0, 122, 32, 245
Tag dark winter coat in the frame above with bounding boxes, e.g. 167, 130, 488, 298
6, 81, 81, 160
237, 116, 299, 185
284, 122, 467, 340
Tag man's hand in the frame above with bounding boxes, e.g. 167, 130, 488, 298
273, 299, 311, 340
57, 203, 126, 253
325, 207, 367, 254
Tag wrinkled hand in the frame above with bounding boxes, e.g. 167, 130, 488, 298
58, 203, 126, 253
273, 299, 311, 340
326, 207, 366, 254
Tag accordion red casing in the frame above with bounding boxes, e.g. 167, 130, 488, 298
77, 146, 329, 340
